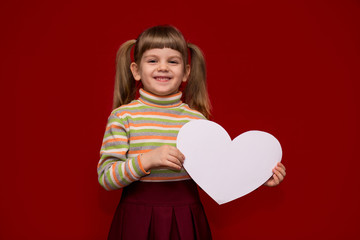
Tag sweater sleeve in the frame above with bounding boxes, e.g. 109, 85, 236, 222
97, 113, 150, 191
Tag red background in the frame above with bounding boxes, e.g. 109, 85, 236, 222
2, 0, 359, 239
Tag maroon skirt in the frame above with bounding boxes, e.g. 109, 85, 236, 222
108, 180, 212, 240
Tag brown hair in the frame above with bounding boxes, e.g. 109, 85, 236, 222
113, 25, 211, 118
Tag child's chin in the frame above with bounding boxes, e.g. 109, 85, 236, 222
152, 88, 178, 96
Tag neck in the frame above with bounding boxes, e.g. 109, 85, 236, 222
138, 88, 183, 108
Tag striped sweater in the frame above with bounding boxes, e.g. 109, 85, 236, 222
97, 88, 206, 191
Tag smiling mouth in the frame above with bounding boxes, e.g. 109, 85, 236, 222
154, 77, 171, 82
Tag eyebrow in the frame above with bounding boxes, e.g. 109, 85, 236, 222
143, 55, 182, 59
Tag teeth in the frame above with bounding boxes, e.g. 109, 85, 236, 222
155, 77, 170, 80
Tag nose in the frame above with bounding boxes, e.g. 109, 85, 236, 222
157, 62, 168, 71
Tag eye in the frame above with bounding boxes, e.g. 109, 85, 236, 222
147, 59, 157, 63
169, 60, 179, 64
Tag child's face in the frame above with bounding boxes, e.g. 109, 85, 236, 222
131, 48, 190, 96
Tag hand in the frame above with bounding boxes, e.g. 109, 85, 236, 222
140, 145, 185, 171
264, 162, 286, 187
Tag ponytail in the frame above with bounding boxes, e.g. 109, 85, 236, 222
186, 43, 211, 119
113, 40, 137, 109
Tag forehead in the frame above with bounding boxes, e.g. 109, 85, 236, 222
142, 48, 183, 58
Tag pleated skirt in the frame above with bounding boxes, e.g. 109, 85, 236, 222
108, 180, 212, 240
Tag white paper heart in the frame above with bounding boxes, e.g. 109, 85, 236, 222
177, 120, 282, 205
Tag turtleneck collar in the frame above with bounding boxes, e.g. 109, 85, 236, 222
138, 88, 183, 108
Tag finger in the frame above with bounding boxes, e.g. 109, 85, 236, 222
166, 161, 183, 170
272, 172, 280, 186
170, 152, 185, 164
265, 177, 275, 187
273, 169, 284, 182
167, 155, 183, 167
175, 148, 185, 160
275, 165, 286, 177
164, 154, 183, 169
264, 176, 274, 187
169, 148, 185, 163
277, 162, 286, 171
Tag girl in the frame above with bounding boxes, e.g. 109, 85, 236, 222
98, 25, 286, 240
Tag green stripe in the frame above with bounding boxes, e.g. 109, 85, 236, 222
100, 154, 127, 160
108, 117, 124, 124
103, 132, 127, 138
131, 117, 189, 124
117, 163, 129, 185
99, 158, 116, 166
130, 142, 176, 147
131, 129, 179, 134
104, 129, 126, 135
131, 158, 142, 176
105, 171, 117, 189
104, 145, 128, 150
113, 103, 203, 118
98, 174, 106, 187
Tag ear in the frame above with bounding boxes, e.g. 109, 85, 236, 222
130, 62, 141, 81
183, 64, 190, 82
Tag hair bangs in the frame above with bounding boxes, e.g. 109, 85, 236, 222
134, 25, 188, 63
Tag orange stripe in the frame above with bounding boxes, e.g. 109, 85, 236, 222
183, 105, 193, 111
138, 98, 182, 108
137, 155, 150, 174
129, 136, 176, 141
97, 161, 102, 168
102, 137, 128, 146
126, 101, 140, 106
183, 105, 203, 115
112, 164, 125, 187
123, 163, 136, 182
97, 158, 111, 168
128, 149, 151, 155
97, 161, 104, 168
127, 160, 137, 179
124, 122, 183, 129
103, 177, 111, 190
105, 124, 124, 132
118, 111, 198, 119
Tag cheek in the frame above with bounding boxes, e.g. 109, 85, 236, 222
142, 65, 156, 75
175, 66, 186, 77
181, 70, 189, 80
176, 72, 185, 81
138, 68, 149, 78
